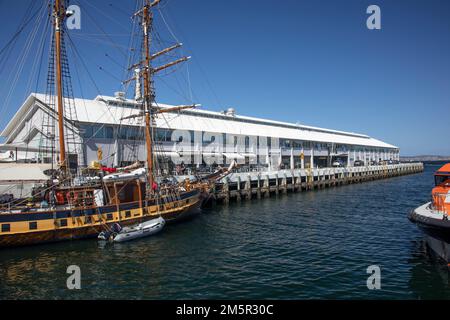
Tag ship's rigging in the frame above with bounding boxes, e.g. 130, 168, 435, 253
0, 0, 230, 208
124, 0, 196, 197
22, 0, 197, 187
40, 0, 81, 174
0, 0, 222, 248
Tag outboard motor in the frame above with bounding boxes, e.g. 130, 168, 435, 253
111, 223, 122, 233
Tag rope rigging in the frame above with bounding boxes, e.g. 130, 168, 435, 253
0, 0, 213, 213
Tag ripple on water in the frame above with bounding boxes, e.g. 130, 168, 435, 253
1, 164, 450, 299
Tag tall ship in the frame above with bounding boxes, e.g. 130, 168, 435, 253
0, 0, 223, 247
409, 163, 450, 263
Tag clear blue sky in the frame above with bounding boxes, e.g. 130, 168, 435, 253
0, 0, 449, 156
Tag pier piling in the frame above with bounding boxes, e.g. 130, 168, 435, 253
212, 163, 424, 205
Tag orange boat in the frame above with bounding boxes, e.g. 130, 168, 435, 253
409, 163, 450, 262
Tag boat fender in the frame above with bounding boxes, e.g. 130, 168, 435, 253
67, 192, 79, 204
56, 192, 65, 205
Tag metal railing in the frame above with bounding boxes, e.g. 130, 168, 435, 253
432, 192, 450, 216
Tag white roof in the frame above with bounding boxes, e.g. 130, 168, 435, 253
1, 93, 397, 149
0, 163, 52, 182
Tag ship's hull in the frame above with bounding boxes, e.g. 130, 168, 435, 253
409, 202, 450, 262
424, 235, 450, 263
0, 189, 201, 248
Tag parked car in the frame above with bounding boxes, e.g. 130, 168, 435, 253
332, 160, 344, 167
0, 194, 13, 204
353, 160, 364, 167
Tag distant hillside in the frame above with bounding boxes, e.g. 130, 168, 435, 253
401, 155, 450, 162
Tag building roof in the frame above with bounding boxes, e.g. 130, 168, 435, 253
1, 93, 398, 149
0, 163, 52, 182
437, 163, 450, 175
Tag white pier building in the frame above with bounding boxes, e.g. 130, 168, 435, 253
0, 93, 399, 172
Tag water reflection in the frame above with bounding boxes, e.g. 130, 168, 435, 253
1, 164, 450, 299
408, 238, 450, 299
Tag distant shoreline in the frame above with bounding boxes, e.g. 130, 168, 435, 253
420, 160, 449, 165
401, 156, 450, 163
401, 160, 449, 165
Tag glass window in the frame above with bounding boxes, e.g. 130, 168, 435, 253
203, 133, 216, 144
293, 141, 302, 148
435, 175, 450, 186
29, 222, 37, 230
93, 125, 105, 139
129, 127, 143, 140
127, 128, 137, 140
156, 128, 166, 141
280, 139, 291, 148
119, 127, 129, 140
245, 136, 250, 148
1, 224, 10, 233
81, 125, 93, 138
164, 129, 175, 142
105, 126, 114, 139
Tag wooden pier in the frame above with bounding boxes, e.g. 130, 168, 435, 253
206, 163, 424, 205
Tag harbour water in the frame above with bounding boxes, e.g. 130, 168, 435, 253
1, 163, 450, 300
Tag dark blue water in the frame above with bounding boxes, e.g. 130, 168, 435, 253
1, 164, 450, 300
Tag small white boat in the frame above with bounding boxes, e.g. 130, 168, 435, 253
98, 217, 165, 243
102, 168, 146, 183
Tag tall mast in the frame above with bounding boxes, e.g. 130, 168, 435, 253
135, 0, 193, 192
142, 0, 157, 190
54, 0, 67, 170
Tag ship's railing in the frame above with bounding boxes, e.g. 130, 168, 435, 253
169, 162, 423, 175
432, 192, 450, 216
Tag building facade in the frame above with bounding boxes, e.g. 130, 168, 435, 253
0, 93, 400, 173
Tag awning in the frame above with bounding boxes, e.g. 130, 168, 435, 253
330, 153, 349, 157
0, 163, 53, 182
202, 152, 223, 157
223, 153, 245, 160
0, 143, 52, 153
241, 153, 257, 158
155, 151, 180, 158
